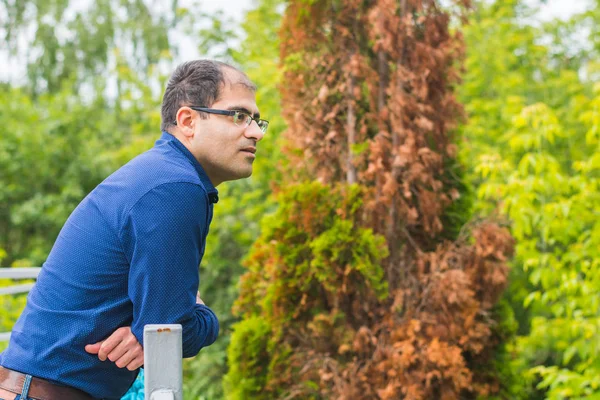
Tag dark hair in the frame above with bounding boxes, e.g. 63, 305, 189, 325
160, 60, 256, 132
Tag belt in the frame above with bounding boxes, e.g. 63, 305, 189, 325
0, 366, 93, 400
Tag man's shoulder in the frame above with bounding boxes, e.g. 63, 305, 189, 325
86, 146, 209, 226
121, 145, 202, 185
106, 146, 207, 197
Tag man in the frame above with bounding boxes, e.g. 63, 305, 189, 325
0, 60, 267, 399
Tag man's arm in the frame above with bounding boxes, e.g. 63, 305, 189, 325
85, 291, 208, 367
120, 182, 219, 357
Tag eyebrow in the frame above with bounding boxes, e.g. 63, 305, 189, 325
227, 106, 260, 119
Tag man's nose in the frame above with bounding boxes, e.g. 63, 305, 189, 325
244, 121, 265, 142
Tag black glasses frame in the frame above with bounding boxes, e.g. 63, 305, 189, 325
176, 106, 269, 133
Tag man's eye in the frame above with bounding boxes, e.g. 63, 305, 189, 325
234, 112, 250, 124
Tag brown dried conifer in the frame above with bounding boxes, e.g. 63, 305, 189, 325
228, 1, 514, 399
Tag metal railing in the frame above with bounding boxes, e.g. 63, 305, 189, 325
1, 267, 183, 399
0, 267, 41, 341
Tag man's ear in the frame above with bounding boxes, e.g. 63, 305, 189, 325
176, 107, 195, 138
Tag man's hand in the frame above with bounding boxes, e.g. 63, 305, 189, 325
85, 327, 143, 371
196, 291, 205, 305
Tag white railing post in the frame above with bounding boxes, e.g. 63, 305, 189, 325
144, 324, 183, 400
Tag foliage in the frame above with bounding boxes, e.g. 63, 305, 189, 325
1, 87, 116, 267
228, 1, 516, 398
459, 0, 600, 398
476, 86, 600, 398
223, 316, 272, 400
228, 182, 390, 398
0, 286, 27, 354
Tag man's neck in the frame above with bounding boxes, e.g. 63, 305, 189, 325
166, 129, 222, 187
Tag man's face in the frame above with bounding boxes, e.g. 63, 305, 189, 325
187, 73, 264, 186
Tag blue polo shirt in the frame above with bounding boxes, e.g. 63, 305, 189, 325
0, 132, 219, 399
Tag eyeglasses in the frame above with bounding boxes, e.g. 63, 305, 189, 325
188, 106, 269, 133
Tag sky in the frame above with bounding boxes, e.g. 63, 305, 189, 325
531, 0, 590, 20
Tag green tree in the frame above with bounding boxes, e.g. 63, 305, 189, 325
459, 0, 600, 397
1, 0, 173, 96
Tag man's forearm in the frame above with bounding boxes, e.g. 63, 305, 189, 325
181, 303, 219, 357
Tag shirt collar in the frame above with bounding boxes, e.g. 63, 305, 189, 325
158, 131, 219, 204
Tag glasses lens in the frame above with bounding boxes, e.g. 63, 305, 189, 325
233, 112, 252, 127
258, 120, 269, 133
